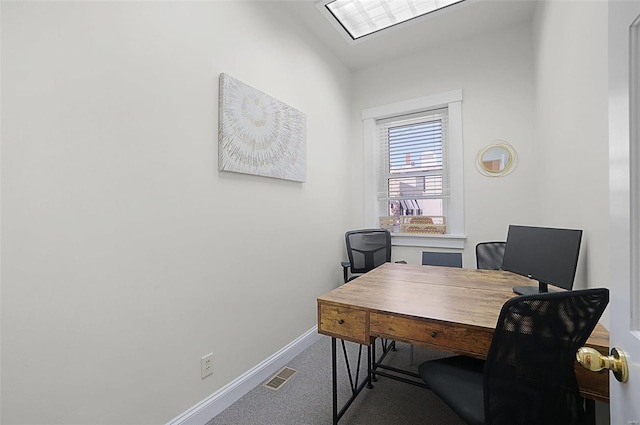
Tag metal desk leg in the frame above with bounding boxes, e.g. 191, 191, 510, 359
330, 337, 372, 424
367, 343, 373, 389
585, 398, 596, 425
332, 337, 338, 425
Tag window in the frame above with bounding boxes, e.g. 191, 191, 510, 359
362, 90, 464, 248
379, 109, 448, 219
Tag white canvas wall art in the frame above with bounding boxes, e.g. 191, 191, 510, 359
218, 73, 307, 182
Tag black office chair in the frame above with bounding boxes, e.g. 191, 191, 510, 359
341, 228, 398, 358
419, 288, 609, 425
422, 251, 463, 268
475, 241, 506, 270
342, 229, 391, 283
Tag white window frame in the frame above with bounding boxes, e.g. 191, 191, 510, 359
362, 90, 465, 249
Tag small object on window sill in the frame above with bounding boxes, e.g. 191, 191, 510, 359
399, 216, 446, 234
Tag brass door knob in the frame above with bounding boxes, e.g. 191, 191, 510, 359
576, 346, 629, 383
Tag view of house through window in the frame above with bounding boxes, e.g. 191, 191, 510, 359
379, 109, 449, 234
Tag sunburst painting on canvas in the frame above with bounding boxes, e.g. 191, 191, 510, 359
218, 73, 307, 182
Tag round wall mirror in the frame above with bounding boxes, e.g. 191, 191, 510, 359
476, 142, 517, 177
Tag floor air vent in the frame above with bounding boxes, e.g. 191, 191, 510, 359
263, 366, 297, 391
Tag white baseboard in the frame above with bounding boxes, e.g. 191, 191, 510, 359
167, 326, 322, 425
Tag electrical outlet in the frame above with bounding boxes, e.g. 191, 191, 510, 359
201, 353, 213, 379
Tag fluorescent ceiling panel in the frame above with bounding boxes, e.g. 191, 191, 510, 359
324, 0, 465, 40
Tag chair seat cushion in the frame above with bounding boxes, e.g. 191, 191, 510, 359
419, 356, 486, 425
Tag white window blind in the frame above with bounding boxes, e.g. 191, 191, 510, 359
377, 109, 449, 208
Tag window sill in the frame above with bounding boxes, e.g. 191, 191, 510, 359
391, 233, 466, 249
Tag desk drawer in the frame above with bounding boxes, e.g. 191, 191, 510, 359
318, 304, 368, 345
370, 313, 493, 357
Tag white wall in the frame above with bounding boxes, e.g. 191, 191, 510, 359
532, 1, 609, 294
353, 23, 539, 267
1, 2, 353, 424
531, 7, 610, 421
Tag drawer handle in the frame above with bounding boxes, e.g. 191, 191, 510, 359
431, 331, 438, 338
338, 319, 344, 324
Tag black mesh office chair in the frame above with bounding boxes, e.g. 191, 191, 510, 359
475, 241, 506, 270
342, 229, 391, 283
419, 288, 609, 425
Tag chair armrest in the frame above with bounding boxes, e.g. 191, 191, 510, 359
341, 262, 351, 283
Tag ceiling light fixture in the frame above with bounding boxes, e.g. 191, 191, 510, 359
319, 0, 466, 41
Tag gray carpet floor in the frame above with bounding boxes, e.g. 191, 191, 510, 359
205, 336, 466, 425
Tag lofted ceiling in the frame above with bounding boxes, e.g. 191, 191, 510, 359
285, 0, 538, 71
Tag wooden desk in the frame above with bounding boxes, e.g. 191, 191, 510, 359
317, 263, 609, 422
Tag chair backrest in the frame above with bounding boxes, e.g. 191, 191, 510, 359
476, 241, 506, 270
483, 288, 609, 425
421, 251, 462, 268
345, 229, 391, 275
